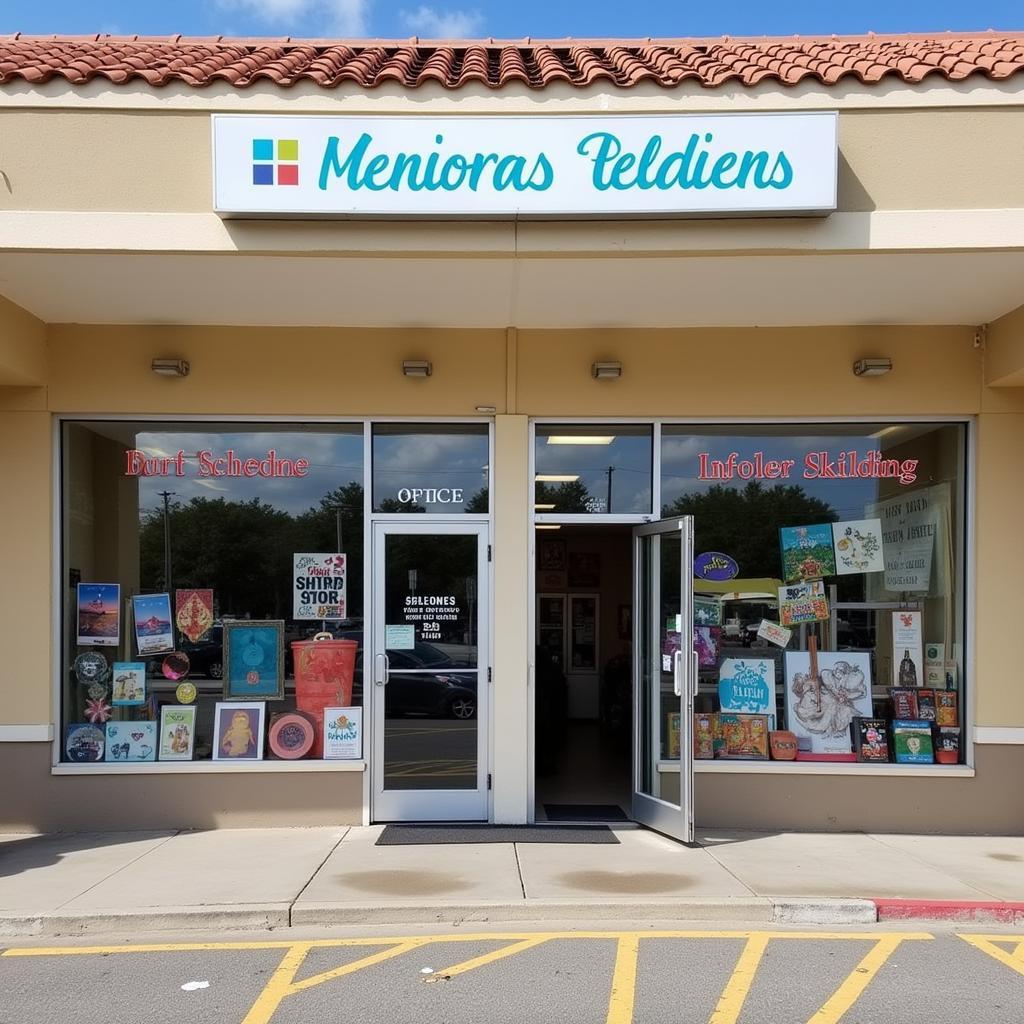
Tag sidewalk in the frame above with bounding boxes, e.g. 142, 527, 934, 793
1, 826, 1023, 938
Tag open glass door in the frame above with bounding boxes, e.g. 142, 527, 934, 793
632, 516, 695, 844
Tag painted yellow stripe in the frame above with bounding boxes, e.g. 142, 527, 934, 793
807, 936, 907, 1024
0, 930, 934, 958
605, 935, 641, 1024
708, 933, 771, 1024
959, 935, 1024, 977
430, 937, 552, 979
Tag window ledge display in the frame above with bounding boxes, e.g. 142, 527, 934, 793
657, 760, 975, 778
51, 759, 366, 776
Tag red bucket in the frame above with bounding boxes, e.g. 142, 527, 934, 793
291, 634, 358, 757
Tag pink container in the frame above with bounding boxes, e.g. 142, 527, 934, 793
291, 636, 358, 757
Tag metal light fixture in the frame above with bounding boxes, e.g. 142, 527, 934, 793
402, 360, 432, 378
151, 358, 190, 378
852, 358, 893, 377
535, 474, 580, 483
591, 361, 622, 379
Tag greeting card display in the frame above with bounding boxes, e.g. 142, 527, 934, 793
132, 593, 174, 656
213, 701, 265, 760
76, 583, 121, 647
159, 705, 197, 761
779, 524, 837, 583
104, 721, 157, 762
111, 662, 146, 707
832, 519, 884, 575
66, 724, 105, 762
223, 620, 285, 700
784, 643, 872, 754
718, 659, 776, 727
175, 589, 214, 643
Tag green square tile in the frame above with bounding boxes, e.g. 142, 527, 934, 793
277, 139, 299, 161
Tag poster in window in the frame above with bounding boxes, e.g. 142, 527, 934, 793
132, 593, 174, 656
159, 704, 197, 761
104, 721, 157, 762
223, 621, 285, 700
76, 583, 121, 647
718, 659, 776, 727
778, 581, 829, 626
213, 701, 265, 760
293, 553, 347, 621
111, 662, 147, 707
831, 519, 884, 575
779, 524, 837, 583
784, 651, 873, 754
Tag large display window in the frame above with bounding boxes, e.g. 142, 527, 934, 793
60, 422, 366, 766
660, 422, 968, 768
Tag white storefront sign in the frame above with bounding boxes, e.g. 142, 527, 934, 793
212, 113, 838, 218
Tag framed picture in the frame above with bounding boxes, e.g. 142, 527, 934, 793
76, 582, 121, 647
323, 707, 363, 759
111, 662, 147, 706
104, 721, 157, 762
132, 592, 174, 656
784, 650, 873, 754
213, 701, 265, 760
223, 620, 285, 700
568, 551, 600, 587
159, 704, 197, 761
538, 539, 567, 572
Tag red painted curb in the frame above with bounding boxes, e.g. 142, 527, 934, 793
874, 899, 1024, 923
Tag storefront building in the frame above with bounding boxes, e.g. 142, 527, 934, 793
1, 32, 1023, 835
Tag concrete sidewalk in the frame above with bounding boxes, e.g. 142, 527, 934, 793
1, 826, 1022, 937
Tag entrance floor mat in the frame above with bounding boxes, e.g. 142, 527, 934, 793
375, 823, 619, 845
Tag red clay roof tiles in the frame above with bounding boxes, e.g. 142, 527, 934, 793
0, 32, 1023, 91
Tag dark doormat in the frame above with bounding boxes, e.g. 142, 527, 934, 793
376, 823, 620, 845
544, 803, 630, 823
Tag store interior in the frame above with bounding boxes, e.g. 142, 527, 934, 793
533, 524, 634, 822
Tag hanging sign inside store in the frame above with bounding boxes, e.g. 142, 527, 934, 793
293, 553, 347, 621
694, 552, 739, 582
212, 112, 837, 218
697, 450, 919, 486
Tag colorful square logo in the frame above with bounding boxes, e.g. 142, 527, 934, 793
252, 138, 299, 186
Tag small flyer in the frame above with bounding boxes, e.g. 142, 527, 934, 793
924, 642, 945, 687
778, 581, 829, 627
323, 707, 362, 759
757, 619, 792, 648
891, 610, 924, 687
132, 593, 174, 655
832, 519, 885, 575
293, 553, 347, 621
76, 583, 121, 647
385, 624, 416, 650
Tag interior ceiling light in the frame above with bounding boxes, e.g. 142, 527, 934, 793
591, 361, 622, 379
535, 474, 580, 483
852, 358, 892, 377
151, 358, 190, 378
535, 524, 562, 530
545, 435, 616, 445
402, 359, 432, 377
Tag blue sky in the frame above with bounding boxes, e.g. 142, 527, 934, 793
1, 1, 1021, 40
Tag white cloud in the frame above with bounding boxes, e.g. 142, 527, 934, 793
217, 0, 371, 35
400, 4, 484, 37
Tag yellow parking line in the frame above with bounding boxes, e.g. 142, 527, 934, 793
429, 936, 552, 979
959, 935, 1024, 977
605, 935, 640, 1024
708, 933, 771, 1024
808, 935, 908, 1024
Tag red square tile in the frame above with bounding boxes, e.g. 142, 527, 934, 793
277, 163, 299, 186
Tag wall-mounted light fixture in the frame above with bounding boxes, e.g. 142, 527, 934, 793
151, 358, 190, 378
402, 360, 432, 378
591, 361, 622, 380
474, 405, 497, 414
852, 358, 893, 377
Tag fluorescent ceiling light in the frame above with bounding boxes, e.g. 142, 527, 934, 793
536, 524, 562, 530
545, 435, 616, 446
534, 503, 556, 510
535, 474, 580, 483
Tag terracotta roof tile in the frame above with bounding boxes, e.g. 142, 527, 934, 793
1, 32, 1023, 91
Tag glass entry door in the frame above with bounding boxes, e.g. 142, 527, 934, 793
371, 522, 489, 821
632, 517, 695, 844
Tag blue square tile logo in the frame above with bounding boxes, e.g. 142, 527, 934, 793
251, 138, 299, 186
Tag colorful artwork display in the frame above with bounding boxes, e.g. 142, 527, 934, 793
159, 705, 197, 761
832, 519, 885, 575
778, 581, 830, 627
175, 589, 214, 643
223, 620, 285, 700
784, 650, 873, 754
718, 659, 777, 727
213, 701, 265, 760
132, 593, 174, 656
716, 713, 769, 759
76, 583, 121, 647
110, 662, 147, 706
779, 524, 837, 582
104, 721, 157, 762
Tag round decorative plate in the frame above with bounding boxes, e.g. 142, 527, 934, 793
268, 713, 315, 760
175, 681, 198, 705
73, 651, 109, 685
162, 651, 190, 681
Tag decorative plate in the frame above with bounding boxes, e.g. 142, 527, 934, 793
162, 651, 190, 681
73, 651, 109, 685
268, 713, 315, 760
175, 681, 198, 705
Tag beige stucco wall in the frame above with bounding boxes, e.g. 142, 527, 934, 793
0, 293, 46, 385
0, 107, 1023, 216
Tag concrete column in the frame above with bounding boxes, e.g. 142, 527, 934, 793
491, 414, 530, 823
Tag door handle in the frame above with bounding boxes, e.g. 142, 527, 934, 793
673, 650, 684, 698
374, 653, 389, 686
692, 650, 700, 699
